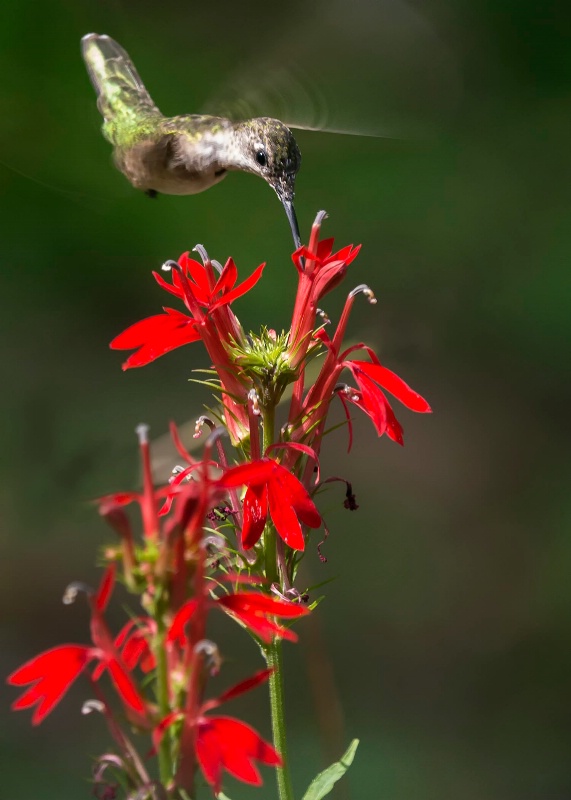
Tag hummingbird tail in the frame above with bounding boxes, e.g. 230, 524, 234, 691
81, 34, 161, 144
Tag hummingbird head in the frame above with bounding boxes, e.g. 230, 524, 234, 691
231, 118, 302, 249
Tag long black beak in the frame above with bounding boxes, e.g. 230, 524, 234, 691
281, 197, 302, 251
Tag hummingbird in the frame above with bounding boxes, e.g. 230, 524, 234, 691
81, 33, 302, 248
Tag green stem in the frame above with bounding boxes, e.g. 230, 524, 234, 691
155, 622, 173, 788
261, 402, 295, 800
265, 639, 295, 800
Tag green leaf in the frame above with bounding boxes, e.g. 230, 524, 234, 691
216, 794, 233, 800
302, 739, 360, 800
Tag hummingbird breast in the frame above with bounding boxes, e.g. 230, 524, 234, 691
117, 135, 228, 196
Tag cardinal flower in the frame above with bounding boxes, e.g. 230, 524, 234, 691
220, 458, 321, 551
7, 565, 146, 724
167, 590, 310, 646
155, 668, 281, 793
289, 211, 361, 370
110, 251, 264, 444
338, 358, 432, 446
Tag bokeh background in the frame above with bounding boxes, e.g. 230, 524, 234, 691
1, 1, 570, 798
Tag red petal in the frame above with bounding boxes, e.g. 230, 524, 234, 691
213, 667, 273, 706
213, 257, 238, 295
217, 594, 307, 642
241, 484, 268, 549
384, 400, 404, 445
152, 269, 184, 300
181, 252, 211, 300
351, 361, 431, 413
169, 420, 195, 464
267, 478, 305, 551
196, 719, 225, 791
274, 465, 321, 529
220, 592, 309, 619
220, 606, 298, 642
110, 311, 201, 369
220, 459, 274, 488
197, 716, 281, 790
166, 598, 199, 646
210, 262, 266, 311
106, 659, 146, 714
316, 237, 335, 261
8, 645, 92, 725
352, 372, 388, 437
95, 563, 116, 612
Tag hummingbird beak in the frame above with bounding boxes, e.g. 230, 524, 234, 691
281, 197, 302, 251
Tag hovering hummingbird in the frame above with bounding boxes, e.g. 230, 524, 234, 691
81, 33, 302, 248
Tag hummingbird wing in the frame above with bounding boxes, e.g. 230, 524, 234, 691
81, 33, 163, 147
203, 0, 461, 139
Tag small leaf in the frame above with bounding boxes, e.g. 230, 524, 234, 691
216, 794, 233, 800
302, 739, 359, 800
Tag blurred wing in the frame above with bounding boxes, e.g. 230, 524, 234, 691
203, 0, 461, 139
81, 33, 161, 130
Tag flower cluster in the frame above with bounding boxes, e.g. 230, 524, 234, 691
8, 426, 309, 796
8, 212, 431, 799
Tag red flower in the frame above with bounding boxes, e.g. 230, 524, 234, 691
111, 253, 264, 370
8, 645, 94, 725
289, 212, 361, 370
340, 358, 432, 446
113, 617, 156, 673
196, 715, 280, 790
7, 566, 146, 725
110, 252, 263, 444
155, 668, 281, 793
220, 458, 321, 551
167, 591, 309, 646
109, 308, 201, 369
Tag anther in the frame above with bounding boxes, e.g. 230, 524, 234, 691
248, 388, 261, 416
211, 259, 223, 275
195, 639, 222, 675
161, 259, 180, 272
316, 308, 331, 324
62, 581, 92, 604
313, 210, 328, 226
135, 423, 149, 445
192, 244, 210, 265
349, 284, 377, 304
82, 699, 105, 715
194, 415, 216, 439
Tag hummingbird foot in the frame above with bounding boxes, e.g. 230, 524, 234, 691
145, 189, 158, 199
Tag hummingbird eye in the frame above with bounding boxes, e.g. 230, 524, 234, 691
255, 149, 267, 167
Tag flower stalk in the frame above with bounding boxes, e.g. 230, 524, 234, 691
7, 211, 431, 799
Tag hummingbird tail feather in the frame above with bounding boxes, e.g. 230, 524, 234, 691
81, 34, 161, 145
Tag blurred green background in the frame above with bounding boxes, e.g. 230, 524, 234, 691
2, 0, 570, 798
